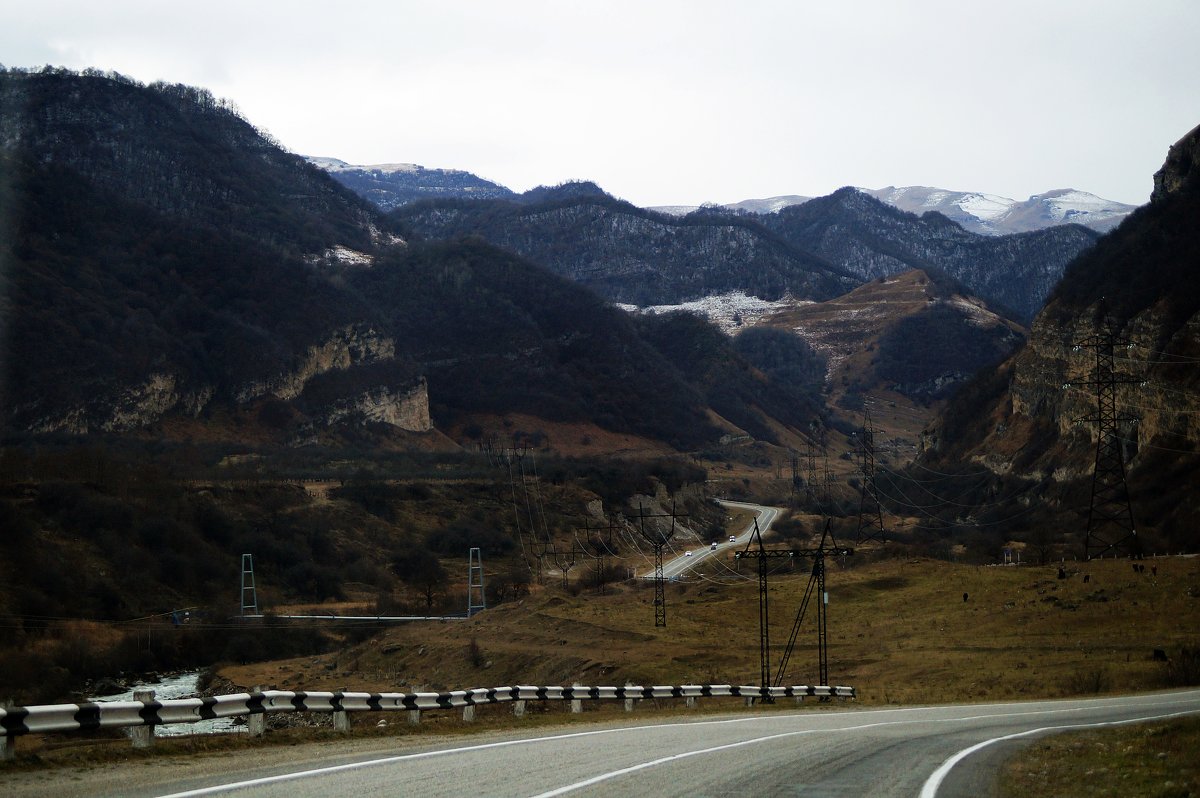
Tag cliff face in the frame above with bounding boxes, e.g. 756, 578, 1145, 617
234, 326, 395, 403
927, 122, 1200, 551
322, 378, 432, 432
1152, 123, 1200, 202
26, 325, 425, 434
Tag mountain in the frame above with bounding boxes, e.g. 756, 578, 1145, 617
401, 182, 1096, 322
0, 68, 414, 437
860, 186, 1137, 236
921, 122, 1200, 555
306, 157, 514, 210
755, 188, 1100, 322
0, 68, 817, 453
651, 195, 811, 217
755, 269, 1026, 407
394, 190, 855, 306
653, 187, 1134, 236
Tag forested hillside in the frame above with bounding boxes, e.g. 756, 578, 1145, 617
395, 189, 855, 305
756, 188, 1100, 322
0, 68, 820, 452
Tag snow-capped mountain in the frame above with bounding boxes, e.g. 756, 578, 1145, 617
654, 186, 1136, 235
650, 195, 811, 217
859, 186, 1137, 235
306, 157, 514, 210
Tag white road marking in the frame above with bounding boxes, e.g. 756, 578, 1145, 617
154, 694, 1200, 797
919, 708, 1200, 798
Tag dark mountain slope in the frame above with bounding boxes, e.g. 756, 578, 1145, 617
634, 311, 827, 446
394, 191, 855, 305
1, 69, 385, 253
758, 188, 1100, 322
307, 157, 515, 210
1, 68, 812, 451
921, 122, 1200, 555
345, 238, 724, 449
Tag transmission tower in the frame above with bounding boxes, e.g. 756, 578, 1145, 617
1072, 327, 1142, 560
467, 548, 486, 616
576, 517, 620, 593
733, 518, 782, 697
775, 520, 854, 689
240, 553, 258, 616
631, 503, 685, 627
853, 407, 887, 545
735, 518, 854, 694
552, 539, 578, 589
790, 450, 802, 497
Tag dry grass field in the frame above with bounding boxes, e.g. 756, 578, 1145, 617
222, 551, 1200, 707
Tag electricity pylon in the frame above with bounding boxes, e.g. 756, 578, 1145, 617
1072, 327, 1141, 560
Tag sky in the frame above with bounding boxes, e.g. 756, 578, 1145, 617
3, 1, 1198, 208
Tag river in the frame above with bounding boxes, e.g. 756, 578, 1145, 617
92, 671, 243, 736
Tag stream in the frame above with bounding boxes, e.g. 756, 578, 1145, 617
91, 671, 243, 736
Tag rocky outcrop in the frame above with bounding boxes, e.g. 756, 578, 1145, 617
1152, 123, 1200, 202
925, 121, 1200, 549
322, 378, 432, 432
235, 326, 395, 402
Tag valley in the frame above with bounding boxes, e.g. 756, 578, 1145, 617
0, 68, 1197, 793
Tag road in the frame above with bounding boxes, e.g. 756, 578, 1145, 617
11, 690, 1198, 797
652, 500, 782, 580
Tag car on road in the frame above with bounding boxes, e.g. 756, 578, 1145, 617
729, 535, 737, 542
685, 550, 692, 556
710, 542, 717, 550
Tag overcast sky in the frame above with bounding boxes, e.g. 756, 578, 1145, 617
3, 1, 1197, 207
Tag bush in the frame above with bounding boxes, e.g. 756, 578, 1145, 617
1163, 647, 1200, 687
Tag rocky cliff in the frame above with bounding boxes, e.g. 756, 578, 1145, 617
924, 122, 1200, 553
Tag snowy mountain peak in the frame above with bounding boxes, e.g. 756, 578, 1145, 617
858, 185, 1137, 235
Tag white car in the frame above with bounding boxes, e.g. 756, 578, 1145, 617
685, 550, 692, 556
729, 535, 737, 542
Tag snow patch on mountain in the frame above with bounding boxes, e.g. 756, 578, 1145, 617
307, 157, 460, 176
617, 292, 803, 334
860, 185, 1137, 235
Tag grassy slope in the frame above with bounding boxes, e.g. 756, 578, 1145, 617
220, 547, 1199, 705
999, 716, 1200, 798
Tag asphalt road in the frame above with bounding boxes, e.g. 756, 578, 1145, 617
654, 500, 781, 580
12, 690, 1198, 798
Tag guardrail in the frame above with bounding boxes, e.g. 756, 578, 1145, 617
0, 683, 854, 754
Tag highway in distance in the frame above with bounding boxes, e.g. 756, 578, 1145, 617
12, 689, 1197, 798
652, 499, 780, 580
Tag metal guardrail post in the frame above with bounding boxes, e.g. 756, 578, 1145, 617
247, 688, 265, 737
131, 690, 155, 749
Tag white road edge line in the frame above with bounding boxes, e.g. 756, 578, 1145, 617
154, 716, 808, 798
919, 708, 1200, 798
153, 694, 1199, 797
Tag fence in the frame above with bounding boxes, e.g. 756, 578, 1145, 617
0, 683, 855, 755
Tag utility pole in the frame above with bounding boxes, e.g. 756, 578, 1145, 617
632, 503, 685, 628
1072, 326, 1142, 560
853, 407, 887, 545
